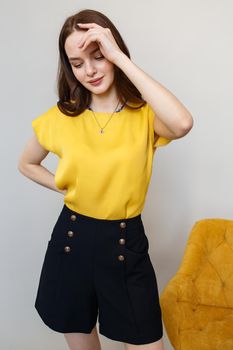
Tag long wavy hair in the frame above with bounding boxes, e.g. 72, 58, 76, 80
57, 9, 145, 116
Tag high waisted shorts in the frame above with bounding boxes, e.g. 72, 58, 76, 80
34, 204, 163, 345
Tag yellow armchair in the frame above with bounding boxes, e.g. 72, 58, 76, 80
160, 219, 233, 350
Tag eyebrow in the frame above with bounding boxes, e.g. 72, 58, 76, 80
68, 47, 101, 62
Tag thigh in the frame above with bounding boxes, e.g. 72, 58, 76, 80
34, 205, 98, 333
95, 217, 163, 345
64, 325, 101, 350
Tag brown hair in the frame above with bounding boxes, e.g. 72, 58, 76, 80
56, 9, 145, 116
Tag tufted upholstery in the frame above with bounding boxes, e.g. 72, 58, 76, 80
160, 219, 233, 350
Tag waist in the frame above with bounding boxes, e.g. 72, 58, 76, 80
62, 204, 142, 229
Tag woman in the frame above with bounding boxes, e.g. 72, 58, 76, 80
18, 8, 193, 350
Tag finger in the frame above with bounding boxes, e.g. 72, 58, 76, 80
77, 22, 100, 28
77, 34, 90, 48
77, 28, 99, 47
81, 35, 98, 51
77, 32, 89, 47
78, 31, 101, 49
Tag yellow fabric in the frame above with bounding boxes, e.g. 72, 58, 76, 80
160, 219, 233, 350
32, 102, 172, 219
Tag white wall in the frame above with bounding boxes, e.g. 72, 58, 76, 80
2, 0, 233, 349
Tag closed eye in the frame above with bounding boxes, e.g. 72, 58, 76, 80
73, 55, 105, 68
95, 55, 104, 60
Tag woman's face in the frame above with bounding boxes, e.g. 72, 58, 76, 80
65, 30, 116, 95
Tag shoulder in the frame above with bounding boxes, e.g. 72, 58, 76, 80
124, 101, 150, 115
127, 101, 152, 113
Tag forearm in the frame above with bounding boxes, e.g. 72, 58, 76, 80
114, 53, 193, 135
18, 163, 65, 194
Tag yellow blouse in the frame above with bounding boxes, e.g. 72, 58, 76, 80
32, 102, 172, 219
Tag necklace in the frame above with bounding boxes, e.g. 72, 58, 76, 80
88, 99, 121, 134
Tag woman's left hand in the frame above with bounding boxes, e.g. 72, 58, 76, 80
77, 23, 124, 65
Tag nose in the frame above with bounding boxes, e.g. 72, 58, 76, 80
85, 61, 97, 76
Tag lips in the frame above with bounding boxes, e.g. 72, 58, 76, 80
88, 77, 103, 83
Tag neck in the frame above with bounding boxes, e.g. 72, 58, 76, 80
90, 90, 120, 113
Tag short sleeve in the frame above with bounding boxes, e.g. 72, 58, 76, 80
146, 102, 172, 149
31, 106, 60, 156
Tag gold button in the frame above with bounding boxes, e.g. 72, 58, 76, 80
70, 214, 77, 221
119, 222, 126, 228
64, 246, 71, 253
118, 255, 125, 261
67, 230, 74, 237
119, 238, 125, 245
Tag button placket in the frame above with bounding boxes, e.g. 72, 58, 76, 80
63, 213, 78, 253
117, 221, 127, 261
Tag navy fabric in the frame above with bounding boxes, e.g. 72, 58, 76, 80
34, 204, 163, 345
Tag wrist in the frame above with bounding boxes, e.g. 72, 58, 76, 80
113, 52, 129, 67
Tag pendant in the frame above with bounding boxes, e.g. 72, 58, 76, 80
100, 129, 104, 133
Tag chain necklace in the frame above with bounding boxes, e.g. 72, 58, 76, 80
88, 99, 121, 134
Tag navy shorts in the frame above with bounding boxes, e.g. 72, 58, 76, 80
34, 204, 163, 345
